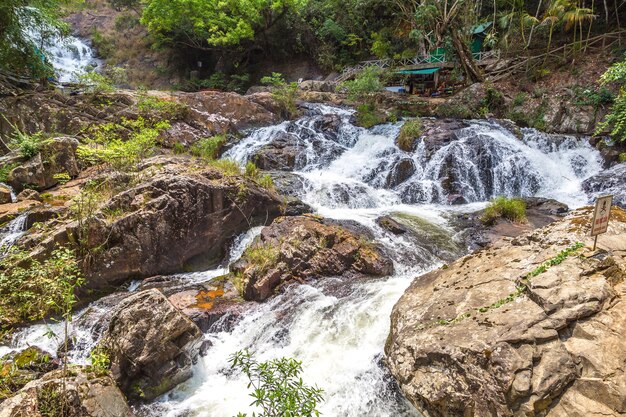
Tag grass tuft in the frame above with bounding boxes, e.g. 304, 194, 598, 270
482, 196, 527, 225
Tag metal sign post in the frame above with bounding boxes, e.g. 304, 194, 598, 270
591, 195, 613, 251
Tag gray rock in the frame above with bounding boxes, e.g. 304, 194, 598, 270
582, 162, 626, 209
0, 367, 132, 417
386, 207, 626, 417
99, 289, 203, 401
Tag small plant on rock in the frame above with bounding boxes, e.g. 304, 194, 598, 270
230, 349, 324, 417
191, 135, 227, 160
482, 196, 527, 225
261, 72, 299, 118
397, 119, 423, 151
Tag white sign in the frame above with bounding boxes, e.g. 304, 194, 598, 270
591, 195, 613, 237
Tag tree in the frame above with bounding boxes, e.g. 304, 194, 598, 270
230, 350, 324, 417
0, 0, 67, 78
141, 0, 306, 50
395, 0, 485, 82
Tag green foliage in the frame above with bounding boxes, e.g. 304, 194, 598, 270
572, 86, 614, 108
78, 117, 168, 171
141, 0, 305, 47
89, 347, 111, 375
354, 104, 386, 129
0, 163, 17, 183
230, 349, 324, 417
261, 73, 299, 118
137, 94, 187, 120
435, 242, 585, 327
90, 27, 115, 59
244, 161, 260, 179
258, 174, 274, 190
241, 243, 279, 275
512, 93, 528, 107
9, 130, 46, 159
597, 58, 626, 143
340, 67, 383, 102
0, 247, 84, 328
397, 119, 423, 152
52, 172, 71, 185
482, 83, 505, 113
207, 159, 242, 176
77, 71, 115, 94
482, 196, 527, 225
191, 135, 226, 160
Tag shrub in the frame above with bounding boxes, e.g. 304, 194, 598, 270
190, 135, 226, 160
355, 104, 386, 128
77, 71, 115, 94
0, 247, 84, 328
244, 161, 260, 178
596, 87, 626, 143
78, 118, 167, 171
137, 94, 187, 120
0, 164, 17, 183
9, 130, 46, 159
261, 73, 298, 118
482, 196, 527, 225
397, 119, 423, 151
340, 67, 384, 102
230, 349, 324, 417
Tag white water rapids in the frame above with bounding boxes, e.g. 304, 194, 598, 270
0, 105, 604, 416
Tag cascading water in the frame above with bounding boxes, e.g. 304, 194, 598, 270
0, 213, 28, 257
1, 104, 605, 416
22, 8, 101, 83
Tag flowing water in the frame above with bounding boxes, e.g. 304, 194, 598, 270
0, 214, 28, 257
22, 7, 101, 83
1, 105, 604, 416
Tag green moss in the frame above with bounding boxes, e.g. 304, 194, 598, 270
397, 119, 423, 151
482, 197, 527, 225
391, 212, 460, 254
207, 158, 241, 176
619, 153, 626, 163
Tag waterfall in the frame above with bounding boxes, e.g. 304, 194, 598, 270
1, 104, 606, 416
22, 8, 101, 83
0, 214, 28, 257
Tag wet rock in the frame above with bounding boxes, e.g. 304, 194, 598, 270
0, 367, 132, 417
16, 189, 41, 202
283, 197, 313, 216
168, 279, 245, 333
0, 184, 12, 204
582, 162, 626, 209
376, 216, 408, 235
233, 215, 394, 301
99, 289, 203, 401
8, 137, 79, 193
387, 207, 626, 417
386, 158, 416, 188
452, 197, 569, 250
251, 131, 303, 171
270, 172, 312, 198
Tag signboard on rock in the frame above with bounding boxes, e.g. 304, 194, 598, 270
591, 195, 613, 250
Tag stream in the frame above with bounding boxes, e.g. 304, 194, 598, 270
0, 105, 604, 416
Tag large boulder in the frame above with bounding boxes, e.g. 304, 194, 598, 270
73, 168, 284, 291
0, 368, 132, 417
386, 207, 626, 417
0, 184, 12, 204
233, 215, 394, 301
99, 289, 203, 401
582, 162, 626, 209
8, 137, 79, 193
